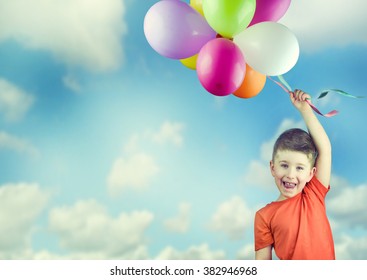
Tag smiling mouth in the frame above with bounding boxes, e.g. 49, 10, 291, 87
283, 181, 297, 189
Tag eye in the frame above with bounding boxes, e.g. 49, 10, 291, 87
280, 164, 288, 169
296, 166, 304, 171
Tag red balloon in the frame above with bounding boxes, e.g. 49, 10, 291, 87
196, 38, 246, 96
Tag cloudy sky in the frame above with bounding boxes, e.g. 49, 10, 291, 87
0, 0, 366, 260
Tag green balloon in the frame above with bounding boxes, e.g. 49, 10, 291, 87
203, 0, 256, 38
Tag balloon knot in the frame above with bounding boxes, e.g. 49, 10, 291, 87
216, 34, 233, 41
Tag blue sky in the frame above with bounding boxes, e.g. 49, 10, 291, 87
0, 0, 366, 260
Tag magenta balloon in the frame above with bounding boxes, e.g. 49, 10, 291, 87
197, 38, 246, 96
144, 0, 216, 59
249, 0, 291, 26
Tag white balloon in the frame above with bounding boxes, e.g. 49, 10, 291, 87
234, 22, 299, 76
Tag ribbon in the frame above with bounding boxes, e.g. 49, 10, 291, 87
317, 89, 365, 99
268, 75, 339, 117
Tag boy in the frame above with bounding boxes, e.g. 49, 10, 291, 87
254, 89, 335, 260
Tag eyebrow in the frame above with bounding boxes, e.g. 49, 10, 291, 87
278, 160, 307, 166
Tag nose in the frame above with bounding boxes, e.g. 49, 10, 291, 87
286, 168, 296, 179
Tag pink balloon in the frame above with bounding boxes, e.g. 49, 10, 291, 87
197, 38, 246, 96
249, 0, 291, 26
144, 0, 216, 59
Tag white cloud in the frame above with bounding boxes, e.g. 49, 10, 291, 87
323, 176, 367, 259
236, 244, 255, 260
243, 160, 273, 190
107, 152, 160, 195
62, 74, 82, 93
335, 234, 367, 260
280, 0, 367, 52
328, 175, 350, 197
126, 121, 186, 151
107, 121, 185, 195
0, 78, 34, 122
328, 183, 367, 228
0, 0, 127, 71
124, 133, 141, 154
0, 183, 49, 257
152, 121, 185, 148
164, 202, 191, 234
156, 244, 225, 260
208, 196, 252, 240
0, 131, 39, 157
29, 246, 149, 260
48, 199, 153, 259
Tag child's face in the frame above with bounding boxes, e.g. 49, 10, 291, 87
270, 149, 316, 201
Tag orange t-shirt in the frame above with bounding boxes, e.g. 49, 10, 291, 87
254, 176, 335, 260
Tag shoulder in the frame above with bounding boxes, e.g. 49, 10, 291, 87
306, 176, 330, 191
256, 201, 281, 220
304, 176, 330, 200
255, 204, 270, 225
256, 202, 274, 215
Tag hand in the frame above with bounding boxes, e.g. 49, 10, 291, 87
290, 89, 312, 113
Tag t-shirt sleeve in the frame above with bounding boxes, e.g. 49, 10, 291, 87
306, 176, 330, 203
254, 210, 273, 251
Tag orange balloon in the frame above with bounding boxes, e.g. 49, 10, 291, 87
233, 64, 266, 98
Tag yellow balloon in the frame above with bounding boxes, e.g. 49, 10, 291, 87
190, 0, 204, 16
180, 54, 198, 70
180, 1, 202, 70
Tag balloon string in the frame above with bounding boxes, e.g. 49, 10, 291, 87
267, 75, 338, 118
317, 89, 365, 99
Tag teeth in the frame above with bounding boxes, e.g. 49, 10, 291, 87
284, 182, 296, 188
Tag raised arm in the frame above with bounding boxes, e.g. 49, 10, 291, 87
290, 89, 332, 187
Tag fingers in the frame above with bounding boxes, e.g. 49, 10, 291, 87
292, 89, 311, 101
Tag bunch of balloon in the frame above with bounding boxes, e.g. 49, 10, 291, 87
144, 0, 299, 99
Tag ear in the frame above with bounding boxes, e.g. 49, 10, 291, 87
307, 166, 316, 182
269, 160, 276, 177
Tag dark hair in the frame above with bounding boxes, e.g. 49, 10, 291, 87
272, 128, 318, 166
